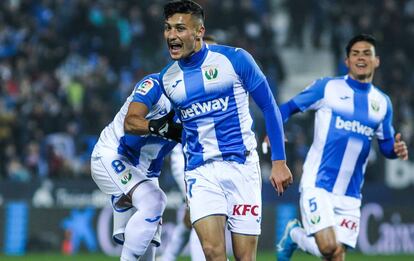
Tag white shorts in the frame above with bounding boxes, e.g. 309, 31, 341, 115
300, 187, 361, 248
90, 147, 151, 196
185, 160, 262, 235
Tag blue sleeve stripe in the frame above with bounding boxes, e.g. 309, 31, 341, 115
250, 80, 285, 160
210, 46, 266, 92
279, 100, 300, 123
292, 77, 330, 112
378, 138, 397, 158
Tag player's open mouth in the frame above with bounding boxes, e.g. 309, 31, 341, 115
169, 43, 182, 54
356, 63, 367, 68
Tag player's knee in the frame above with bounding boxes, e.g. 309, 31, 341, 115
145, 187, 167, 214
131, 181, 167, 214
201, 243, 225, 260
234, 251, 255, 261
154, 188, 167, 212
318, 241, 338, 259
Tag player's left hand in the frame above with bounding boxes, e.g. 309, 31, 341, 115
148, 110, 183, 143
394, 133, 408, 160
269, 160, 293, 196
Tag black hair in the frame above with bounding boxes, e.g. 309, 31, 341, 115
164, 0, 204, 22
346, 34, 377, 57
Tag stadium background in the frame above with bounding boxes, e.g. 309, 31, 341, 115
0, 0, 413, 259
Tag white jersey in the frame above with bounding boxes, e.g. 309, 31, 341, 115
292, 75, 395, 199
160, 44, 263, 171
92, 73, 177, 178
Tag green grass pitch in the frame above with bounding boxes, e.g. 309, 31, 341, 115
1, 252, 413, 260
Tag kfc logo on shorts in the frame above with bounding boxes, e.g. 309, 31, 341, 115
232, 204, 259, 216
340, 218, 358, 231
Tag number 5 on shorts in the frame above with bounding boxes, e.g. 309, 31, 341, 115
309, 197, 317, 212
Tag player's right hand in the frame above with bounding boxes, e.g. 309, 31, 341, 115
148, 110, 182, 143
269, 160, 293, 196
394, 133, 408, 160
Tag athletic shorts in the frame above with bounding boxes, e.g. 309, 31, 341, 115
185, 160, 262, 235
90, 147, 150, 196
300, 187, 361, 248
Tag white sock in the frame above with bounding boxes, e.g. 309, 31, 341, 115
290, 227, 322, 257
190, 230, 206, 261
121, 181, 167, 261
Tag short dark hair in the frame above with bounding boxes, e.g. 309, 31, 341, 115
164, 0, 204, 22
346, 34, 377, 57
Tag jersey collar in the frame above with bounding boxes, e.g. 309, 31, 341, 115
345, 75, 372, 92
179, 43, 208, 68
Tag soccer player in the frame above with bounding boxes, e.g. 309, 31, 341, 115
276, 34, 409, 261
90, 73, 182, 261
160, 1, 293, 260
161, 35, 218, 261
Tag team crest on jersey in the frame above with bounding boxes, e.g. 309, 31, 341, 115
370, 99, 380, 112
203, 65, 219, 81
310, 215, 321, 225
120, 171, 132, 185
136, 79, 154, 95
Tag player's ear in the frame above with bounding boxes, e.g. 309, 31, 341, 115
196, 25, 205, 41
344, 57, 350, 68
375, 56, 380, 68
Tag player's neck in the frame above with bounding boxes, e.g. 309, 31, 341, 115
346, 75, 372, 91
179, 42, 207, 68
348, 73, 373, 83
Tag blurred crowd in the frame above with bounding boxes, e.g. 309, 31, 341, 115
283, 0, 414, 180
0, 0, 412, 182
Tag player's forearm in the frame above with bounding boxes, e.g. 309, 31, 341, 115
264, 107, 286, 160
378, 138, 398, 159
124, 116, 150, 135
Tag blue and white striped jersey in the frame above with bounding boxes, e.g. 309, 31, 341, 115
159, 44, 264, 171
290, 75, 395, 198
92, 73, 177, 178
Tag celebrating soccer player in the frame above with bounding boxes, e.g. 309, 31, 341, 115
276, 34, 409, 261
91, 73, 181, 261
160, 1, 293, 260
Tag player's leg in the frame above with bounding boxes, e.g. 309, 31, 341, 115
193, 215, 227, 261
283, 220, 322, 258
231, 233, 258, 261
313, 227, 341, 259
112, 197, 135, 245
324, 194, 361, 261
185, 162, 229, 261
278, 187, 338, 260
121, 178, 167, 261
91, 150, 166, 260
225, 161, 262, 261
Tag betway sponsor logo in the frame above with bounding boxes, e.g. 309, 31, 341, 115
335, 116, 374, 137
181, 96, 229, 119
